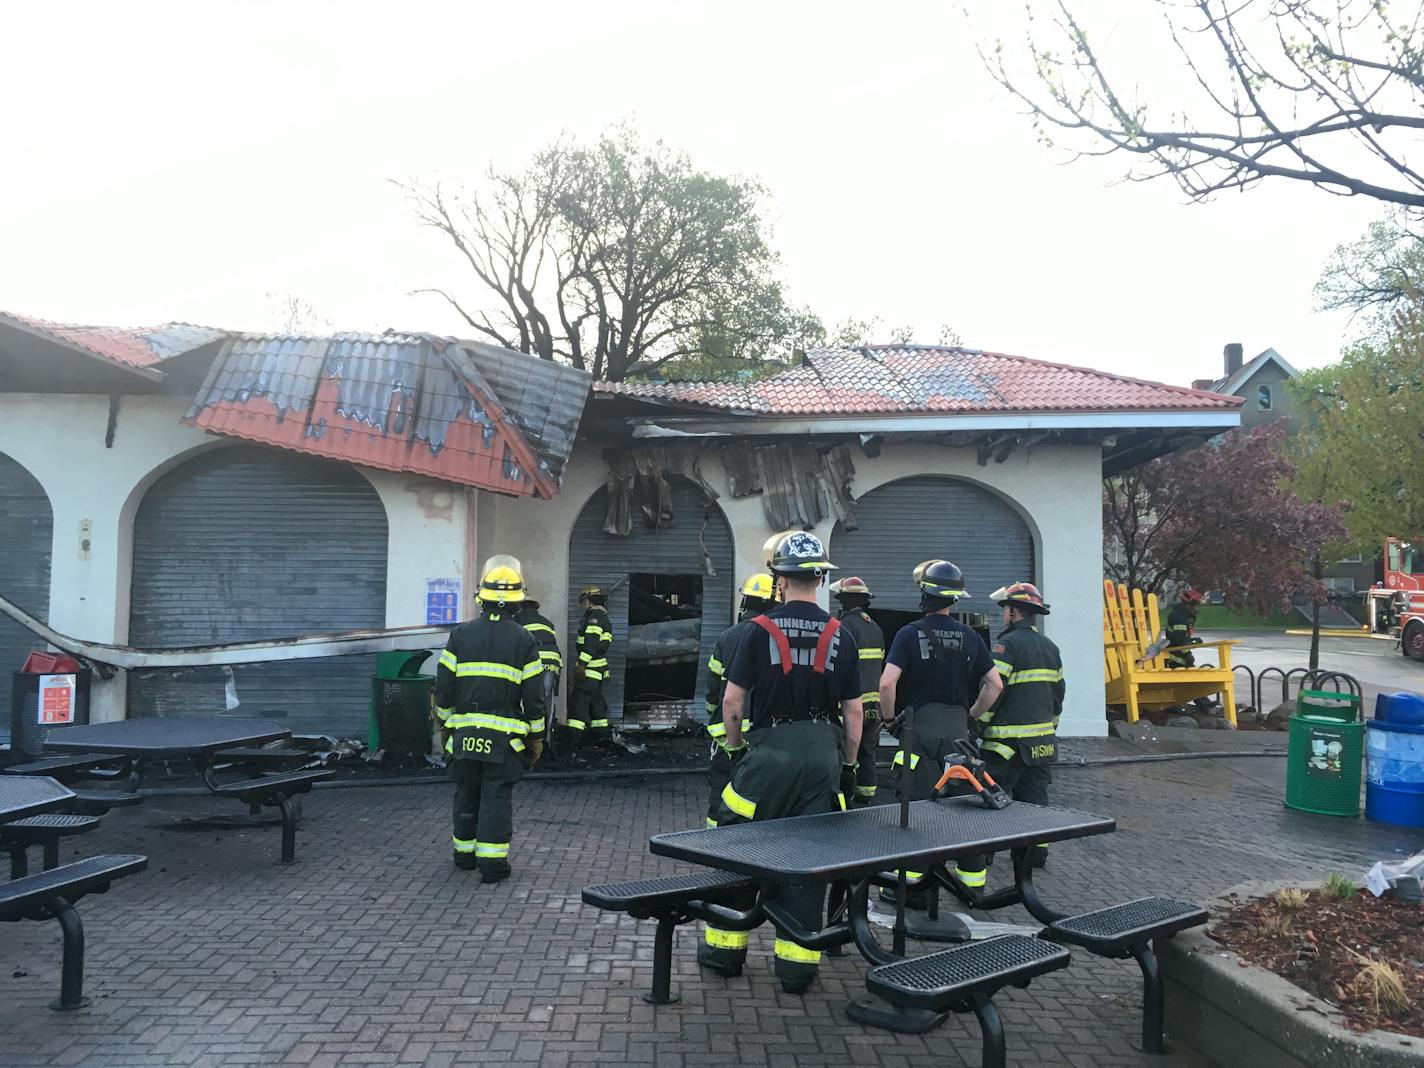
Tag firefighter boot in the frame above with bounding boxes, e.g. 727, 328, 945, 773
480, 861, 512, 884
697, 932, 747, 978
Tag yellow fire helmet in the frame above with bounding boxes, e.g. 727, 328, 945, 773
478, 554, 526, 605
740, 573, 776, 600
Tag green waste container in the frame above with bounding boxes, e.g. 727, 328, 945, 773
370, 651, 436, 759
1285, 688, 1364, 817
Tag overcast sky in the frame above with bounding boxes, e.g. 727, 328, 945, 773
0, 0, 1387, 386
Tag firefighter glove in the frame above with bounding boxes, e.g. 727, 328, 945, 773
840, 762, 859, 798
725, 741, 749, 763
528, 738, 544, 765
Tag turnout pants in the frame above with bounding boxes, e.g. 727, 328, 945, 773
853, 710, 880, 804
450, 752, 523, 876
953, 745, 1052, 889
706, 742, 732, 829
704, 720, 843, 988
891, 703, 970, 801
567, 677, 609, 741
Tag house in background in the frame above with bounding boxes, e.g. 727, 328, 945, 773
1192, 342, 1300, 432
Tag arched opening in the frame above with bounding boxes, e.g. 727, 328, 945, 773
831, 473, 1037, 647
0, 451, 54, 724
567, 478, 734, 728
127, 445, 389, 735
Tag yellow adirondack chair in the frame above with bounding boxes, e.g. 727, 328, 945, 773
1103, 581, 1238, 726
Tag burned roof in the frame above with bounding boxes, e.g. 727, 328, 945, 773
184, 331, 590, 497
462, 340, 592, 481
596, 345, 1243, 416
0, 311, 226, 382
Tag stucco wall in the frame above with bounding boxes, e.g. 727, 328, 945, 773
482, 441, 1107, 736
0, 393, 467, 722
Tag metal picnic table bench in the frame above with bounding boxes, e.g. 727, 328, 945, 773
38, 717, 331, 863
586, 797, 1207, 1065
0, 775, 146, 1010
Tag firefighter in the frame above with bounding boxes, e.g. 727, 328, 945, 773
1166, 588, 1206, 668
829, 576, 887, 805
702, 573, 777, 828
696, 572, 777, 978
517, 596, 562, 744
954, 581, 1063, 889
569, 585, 612, 744
878, 560, 1002, 902
433, 555, 545, 883
707, 530, 863, 995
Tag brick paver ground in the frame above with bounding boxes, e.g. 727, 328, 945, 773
0, 751, 1415, 1067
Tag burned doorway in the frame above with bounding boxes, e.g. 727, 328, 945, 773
625, 573, 704, 726
567, 477, 732, 728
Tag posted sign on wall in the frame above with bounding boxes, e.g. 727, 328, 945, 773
426, 578, 462, 625
38, 673, 76, 725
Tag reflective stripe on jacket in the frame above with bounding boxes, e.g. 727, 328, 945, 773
576, 607, 612, 681
518, 607, 563, 672
705, 617, 759, 738
836, 608, 884, 711
982, 619, 1063, 740
433, 611, 546, 739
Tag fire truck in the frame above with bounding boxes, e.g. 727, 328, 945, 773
1366, 537, 1424, 660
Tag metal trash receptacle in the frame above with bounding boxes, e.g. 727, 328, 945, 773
1284, 689, 1363, 817
10, 652, 91, 761
369, 651, 435, 760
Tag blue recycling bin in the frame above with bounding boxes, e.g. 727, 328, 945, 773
1366, 693, 1424, 827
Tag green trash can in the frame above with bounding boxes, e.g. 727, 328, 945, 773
1284, 689, 1364, 817
370, 651, 436, 759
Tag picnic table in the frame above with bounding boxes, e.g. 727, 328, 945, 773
0, 776, 77, 825
43, 717, 290, 787
589, 794, 1207, 1064
40, 717, 331, 863
652, 797, 1113, 1024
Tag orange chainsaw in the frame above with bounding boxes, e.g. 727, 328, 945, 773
931, 739, 1011, 809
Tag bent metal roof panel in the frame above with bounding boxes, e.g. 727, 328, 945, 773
184, 332, 589, 498
0, 311, 226, 378
595, 345, 1243, 416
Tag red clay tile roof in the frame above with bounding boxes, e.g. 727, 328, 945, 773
595, 345, 1243, 416
0, 311, 226, 374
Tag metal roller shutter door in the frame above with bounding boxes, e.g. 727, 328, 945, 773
568, 479, 733, 724
0, 452, 53, 727
128, 446, 388, 736
831, 475, 1035, 613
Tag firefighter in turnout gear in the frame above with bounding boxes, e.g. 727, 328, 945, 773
433, 556, 545, 883
569, 586, 612, 743
879, 560, 1002, 897
829, 576, 886, 805
517, 597, 562, 745
696, 573, 778, 977
703, 573, 777, 828
700, 530, 863, 995
1166, 588, 1205, 668
955, 581, 1063, 889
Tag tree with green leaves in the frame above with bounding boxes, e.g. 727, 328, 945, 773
983, 0, 1424, 208
1291, 313, 1424, 552
403, 127, 820, 382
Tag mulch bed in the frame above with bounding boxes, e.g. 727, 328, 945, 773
1212, 888, 1424, 1037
